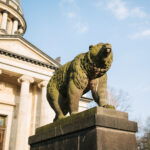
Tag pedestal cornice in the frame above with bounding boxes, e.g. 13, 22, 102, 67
29, 107, 138, 150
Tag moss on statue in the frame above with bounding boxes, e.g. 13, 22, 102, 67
36, 107, 98, 134
47, 43, 114, 121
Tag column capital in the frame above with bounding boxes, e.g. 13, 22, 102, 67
2, 10, 9, 14
18, 27, 24, 35
18, 75, 34, 84
0, 29, 7, 34
12, 17, 19, 22
38, 81, 48, 88
18, 25, 24, 30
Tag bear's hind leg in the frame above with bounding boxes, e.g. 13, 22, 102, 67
47, 88, 66, 121
59, 97, 69, 116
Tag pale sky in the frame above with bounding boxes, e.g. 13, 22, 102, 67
21, 0, 150, 123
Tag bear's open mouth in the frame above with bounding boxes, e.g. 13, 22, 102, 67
103, 48, 111, 57
106, 48, 111, 53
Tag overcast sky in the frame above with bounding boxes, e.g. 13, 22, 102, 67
21, 0, 150, 123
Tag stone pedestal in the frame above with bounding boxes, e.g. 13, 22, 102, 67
29, 107, 138, 150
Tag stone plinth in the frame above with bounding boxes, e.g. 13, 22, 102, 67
29, 107, 138, 150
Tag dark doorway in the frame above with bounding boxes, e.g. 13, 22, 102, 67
0, 116, 6, 150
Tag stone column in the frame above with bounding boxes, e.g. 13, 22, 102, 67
15, 75, 34, 150
1, 10, 8, 31
0, 69, 2, 74
18, 26, 24, 34
0, 12, 2, 25
38, 81, 48, 126
12, 18, 18, 34
30, 84, 38, 135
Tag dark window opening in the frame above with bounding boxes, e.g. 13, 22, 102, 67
0, 116, 6, 150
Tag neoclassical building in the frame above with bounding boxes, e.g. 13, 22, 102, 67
0, 0, 91, 150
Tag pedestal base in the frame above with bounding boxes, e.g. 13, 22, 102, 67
29, 107, 138, 150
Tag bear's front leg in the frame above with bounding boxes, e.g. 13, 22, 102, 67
90, 74, 108, 106
67, 79, 83, 115
97, 74, 108, 106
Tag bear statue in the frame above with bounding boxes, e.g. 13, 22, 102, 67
47, 43, 114, 121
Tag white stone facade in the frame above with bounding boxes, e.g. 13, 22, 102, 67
0, 1, 90, 150
0, 36, 57, 150
0, 36, 89, 150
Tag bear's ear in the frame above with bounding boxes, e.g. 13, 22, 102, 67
89, 45, 93, 50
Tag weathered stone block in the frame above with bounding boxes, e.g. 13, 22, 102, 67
29, 107, 138, 150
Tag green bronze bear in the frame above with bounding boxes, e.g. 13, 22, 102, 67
47, 43, 113, 121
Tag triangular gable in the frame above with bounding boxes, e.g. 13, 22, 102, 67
0, 35, 60, 68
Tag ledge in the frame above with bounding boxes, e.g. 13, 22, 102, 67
29, 107, 137, 145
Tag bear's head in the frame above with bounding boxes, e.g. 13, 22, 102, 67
87, 43, 113, 76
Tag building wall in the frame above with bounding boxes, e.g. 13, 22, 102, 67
0, 104, 13, 150
0, 53, 55, 150
0, 78, 18, 150
0, 35, 89, 150
0, 73, 88, 150
0, 75, 50, 150
0, 0, 89, 149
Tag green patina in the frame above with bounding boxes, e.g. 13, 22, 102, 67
47, 43, 114, 122
103, 104, 115, 109
36, 107, 97, 134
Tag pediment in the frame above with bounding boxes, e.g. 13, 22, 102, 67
0, 36, 60, 67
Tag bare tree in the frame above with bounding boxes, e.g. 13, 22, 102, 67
137, 117, 150, 150
107, 87, 131, 112
87, 87, 131, 112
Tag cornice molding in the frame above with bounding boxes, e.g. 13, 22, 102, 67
0, 48, 59, 70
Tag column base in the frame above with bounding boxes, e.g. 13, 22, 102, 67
14, 30, 20, 35
29, 107, 138, 150
0, 29, 7, 34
